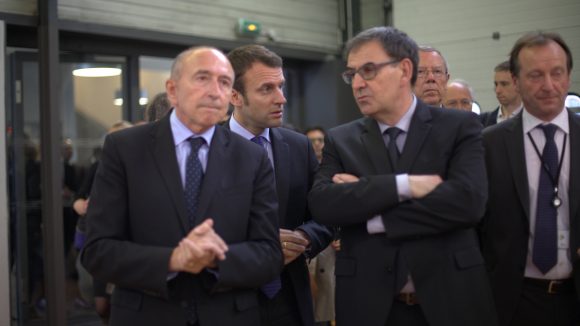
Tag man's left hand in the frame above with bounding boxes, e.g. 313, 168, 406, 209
280, 229, 310, 265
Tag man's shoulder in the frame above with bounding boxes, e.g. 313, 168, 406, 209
273, 126, 309, 144
327, 117, 367, 135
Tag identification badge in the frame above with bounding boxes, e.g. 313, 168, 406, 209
558, 230, 569, 249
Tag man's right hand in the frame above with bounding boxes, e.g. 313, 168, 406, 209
409, 175, 443, 198
168, 219, 229, 274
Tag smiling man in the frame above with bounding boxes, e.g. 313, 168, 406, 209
308, 26, 496, 326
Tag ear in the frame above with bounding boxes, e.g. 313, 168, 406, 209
399, 58, 413, 85
230, 89, 244, 107
165, 79, 177, 107
512, 74, 521, 95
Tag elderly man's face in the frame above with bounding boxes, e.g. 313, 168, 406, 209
167, 48, 234, 133
414, 51, 449, 106
444, 83, 473, 111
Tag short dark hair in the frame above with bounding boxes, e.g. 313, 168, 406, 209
494, 60, 510, 73
509, 31, 573, 77
345, 26, 419, 86
304, 126, 326, 136
146, 92, 171, 122
227, 45, 283, 95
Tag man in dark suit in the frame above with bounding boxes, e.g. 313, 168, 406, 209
81, 47, 283, 326
226, 44, 333, 326
481, 32, 580, 326
480, 61, 523, 127
308, 26, 497, 326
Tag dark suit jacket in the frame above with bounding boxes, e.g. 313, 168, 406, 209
227, 124, 333, 326
309, 101, 497, 326
480, 107, 499, 127
81, 115, 283, 326
480, 110, 580, 326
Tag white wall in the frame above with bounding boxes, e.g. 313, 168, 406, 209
393, 0, 580, 112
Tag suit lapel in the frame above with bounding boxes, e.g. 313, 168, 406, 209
360, 117, 391, 174
196, 126, 229, 223
505, 114, 530, 220
567, 110, 580, 224
398, 103, 432, 172
271, 128, 289, 222
151, 116, 189, 233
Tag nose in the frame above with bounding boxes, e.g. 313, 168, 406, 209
275, 87, 287, 104
541, 75, 556, 92
351, 72, 366, 89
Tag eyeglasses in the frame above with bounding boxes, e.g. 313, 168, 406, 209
342, 59, 401, 85
417, 67, 447, 79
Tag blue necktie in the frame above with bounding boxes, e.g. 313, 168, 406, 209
251, 136, 282, 299
532, 124, 558, 274
185, 137, 205, 229
385, 127, 402, 170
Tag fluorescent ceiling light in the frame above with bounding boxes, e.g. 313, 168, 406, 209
73, 67, 122, 77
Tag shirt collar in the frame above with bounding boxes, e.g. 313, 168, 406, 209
377, 95, 417, 134
498, 103, 523, 120
170, 109, 215, 146
522, 106, 569, 135
229, 113, 271, 143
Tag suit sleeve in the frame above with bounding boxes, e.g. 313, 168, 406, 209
213, 149, 284, 288
81, 133, 175, 297
382, 113, 488, 239
296, 139, 333, 257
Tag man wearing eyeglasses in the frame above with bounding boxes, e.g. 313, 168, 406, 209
444, 79, 475, 112
413, 46, 450, 107
309, 26, 497, 326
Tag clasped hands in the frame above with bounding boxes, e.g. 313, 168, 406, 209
169, 219, 228, 274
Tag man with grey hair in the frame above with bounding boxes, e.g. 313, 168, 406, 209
82, 46, 282, 326
309, 26, 496, 326
413, 46, 450, 106
444, 79, 475, 111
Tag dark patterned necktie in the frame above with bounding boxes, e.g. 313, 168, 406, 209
385, 127, 403, 170
250, 135, 282, 298
185, 137, 205, 229
532, 124, 558, 274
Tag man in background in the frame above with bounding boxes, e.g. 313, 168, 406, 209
444, 79, 475, 111
480, 61, 523, 127
413, 46, 450, 107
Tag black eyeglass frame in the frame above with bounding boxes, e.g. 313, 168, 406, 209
342, 59, 401, 85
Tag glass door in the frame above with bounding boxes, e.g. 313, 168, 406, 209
6, 50, 127, 325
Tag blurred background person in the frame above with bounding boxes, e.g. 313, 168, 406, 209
444, 79, 475, 111
73, 120, 133, 324
480, 61, 523, 127
145, 92, 171, 123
